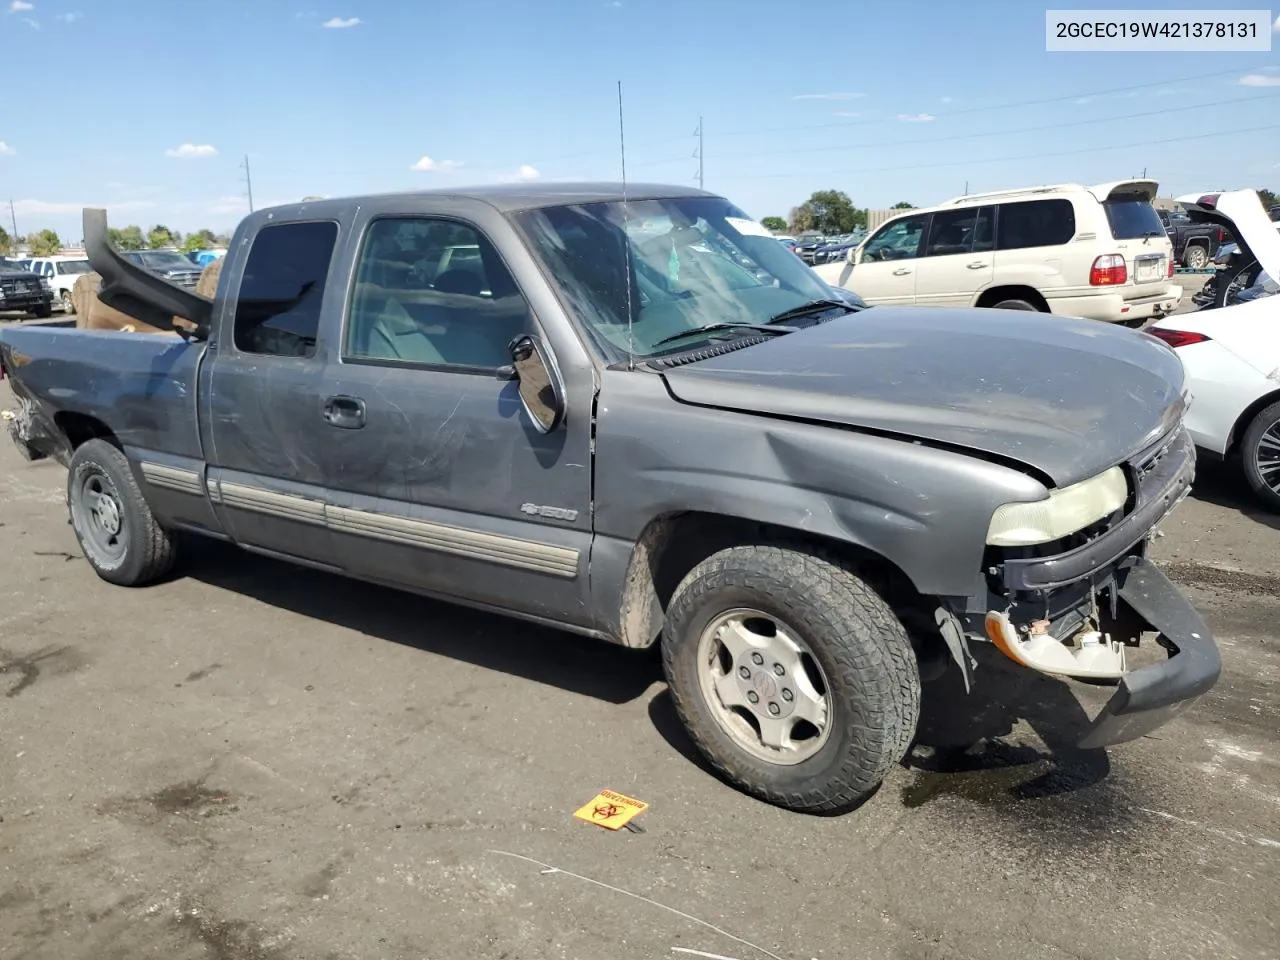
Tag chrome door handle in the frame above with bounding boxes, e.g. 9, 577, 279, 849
967, 262, 989, 269
892, 268, 912, 276
323, 395, 366, 429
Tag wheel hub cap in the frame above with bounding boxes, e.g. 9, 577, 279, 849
697, 608, 832, 766
93, 494, 121, 535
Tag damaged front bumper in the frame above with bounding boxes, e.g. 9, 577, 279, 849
976, 426, 1221, 748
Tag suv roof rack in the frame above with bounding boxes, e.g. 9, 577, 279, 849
939, 184, 1084, 206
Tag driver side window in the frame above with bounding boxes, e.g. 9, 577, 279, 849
862, 214, 929, 261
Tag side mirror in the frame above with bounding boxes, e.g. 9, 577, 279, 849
508, 334, 566, 434
846, 246, 860, 265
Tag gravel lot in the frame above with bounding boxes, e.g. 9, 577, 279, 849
2, 298, 1278, 960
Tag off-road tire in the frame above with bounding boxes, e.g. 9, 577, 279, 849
67, 438, 176, 586
661, 545, 921, 814
991, 298, 1039, 311
1241, 400, 1280, 513
32, 303, 53, 319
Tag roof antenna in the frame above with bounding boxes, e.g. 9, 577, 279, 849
617, 79, 635, 371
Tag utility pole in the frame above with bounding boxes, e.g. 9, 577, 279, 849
8, 199, 17, 254
693, 116, 704, 190
240, 155, 255, 213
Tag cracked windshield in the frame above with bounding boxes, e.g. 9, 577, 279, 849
0, 2, 1277, 959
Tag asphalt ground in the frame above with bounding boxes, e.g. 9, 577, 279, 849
1, 280, 1277, 960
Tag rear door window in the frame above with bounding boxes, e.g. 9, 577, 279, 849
233, 220, 339, 358
995, 199, 1076, 250
1103, 199, 1167, 240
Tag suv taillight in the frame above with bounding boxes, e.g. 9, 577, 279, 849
1090, 254, 1127, 286
1148, 328, 1210, 349
1168, 258, 1175, 278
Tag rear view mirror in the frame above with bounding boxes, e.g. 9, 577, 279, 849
846, 247, 859, 265
509, 334, 565, 433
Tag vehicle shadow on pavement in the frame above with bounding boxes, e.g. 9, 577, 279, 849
900, 644, 1113, 805
1189, 459, 1280, 531
183, 540, 663, 705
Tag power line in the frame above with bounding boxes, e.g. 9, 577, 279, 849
737, 122, 1280, 181
701, 91, 1280, 166
520, 63, 1270, 169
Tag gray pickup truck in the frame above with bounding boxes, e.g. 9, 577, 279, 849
0, 184, 1220, 814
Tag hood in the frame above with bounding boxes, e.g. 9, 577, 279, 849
659, 307, 1186, 487
1176, 189, 1280, 279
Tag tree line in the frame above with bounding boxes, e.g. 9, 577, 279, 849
758, 192, 916, 236
762, 187, 1280, 237
1, 224, 229, 258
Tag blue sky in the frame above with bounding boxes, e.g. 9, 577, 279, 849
1, 0, 1278, 241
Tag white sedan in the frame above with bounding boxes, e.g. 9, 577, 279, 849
1147, 189, 1280, 512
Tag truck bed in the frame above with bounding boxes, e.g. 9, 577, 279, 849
0, 325, 205, 463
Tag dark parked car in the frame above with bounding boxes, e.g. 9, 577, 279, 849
120, 249, 203, 288
0, 185, 1220, 814
0, 259, 54, 318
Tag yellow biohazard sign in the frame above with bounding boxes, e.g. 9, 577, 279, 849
572, 789, 649, 831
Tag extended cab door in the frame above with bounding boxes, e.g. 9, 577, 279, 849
199, 216, 347, 567
841, 213, 928, 306
312, 203, 597, 628
913, 205, 995, 307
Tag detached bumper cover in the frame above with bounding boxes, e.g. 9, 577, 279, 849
1077, 558, 1220, 749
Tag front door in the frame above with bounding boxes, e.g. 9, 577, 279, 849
316, 213, 596, 628
844, 213, 928, 306
201, 217, 344, 566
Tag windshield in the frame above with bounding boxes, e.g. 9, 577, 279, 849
1104, 199, 1166, 240
136, 251, 195, 270
514, 196, 841, 358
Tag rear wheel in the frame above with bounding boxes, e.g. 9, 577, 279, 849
1182, 244, 1209, 270
661, 544, 921, 814
991, 298, 1039, 311
1241, 400, 1280, 513
67, 439, 176, 585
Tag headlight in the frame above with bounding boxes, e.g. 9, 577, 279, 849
986, 466, 1128, 546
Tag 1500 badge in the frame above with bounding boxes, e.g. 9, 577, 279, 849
520, 503, 579, 521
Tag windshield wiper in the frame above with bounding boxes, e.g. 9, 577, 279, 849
766, 298, 855, 325
652, 322, 792, 349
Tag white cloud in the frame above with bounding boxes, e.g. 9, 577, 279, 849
792, 92, 866, 101
1239, 72, 1280, 87
0, 141, 14, 156
895, 113, 935, 123
21, 16, 37, 27
499, 164, 541, 183
940, 96, 953, 104
410, 155, 462, 173
832, 111, 862, 118
165, 143, 218, 159
321, 15, 360, 28
8, 1, 33, 10
55, 11, 80, 21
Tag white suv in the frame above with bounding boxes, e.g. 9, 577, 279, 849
814, 180, 1182, 324
26, 255, 94, 314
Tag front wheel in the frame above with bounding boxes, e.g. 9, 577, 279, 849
1241, 400, 1280, 513
32, 302, 53, 319
67, 439, 176, 585
60, 290, 75, 315
661, 545, 921, 814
